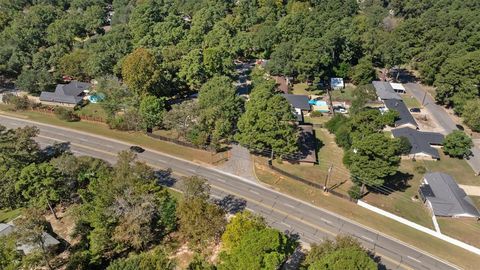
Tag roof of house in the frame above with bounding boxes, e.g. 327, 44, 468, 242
282, 94, 311, 111
274, 76, 289, 94
0, 223, 60, 254
18, 232, 60, 254
391, 127, 444, 158
290, 125, 316, 163
373, 81, 401, 100
383, 99, 418, 127
0, 223, 14, 236
39, 80, 90, 104
421, 172, 480, 217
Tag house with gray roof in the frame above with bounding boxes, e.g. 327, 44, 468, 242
373, 81, 401, 100
282, 94, 311, 123
391, 127, 444, 160
419, 173, 480, 218
383, 99, 418, 129
40, 81, 90, 106
0, 223, 60, 255
372, 81, 418, 129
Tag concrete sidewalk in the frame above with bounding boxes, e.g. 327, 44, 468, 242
459, 185, 480, 196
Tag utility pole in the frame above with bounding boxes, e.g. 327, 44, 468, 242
421, 91, 427, 106
323, 164, 333, 192
327, 86, 335, 116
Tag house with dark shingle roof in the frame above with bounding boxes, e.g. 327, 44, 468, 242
419, 173, 480, 218
39, 81, 90, 106
383, 99, 418, 129
281, 94, 311, 123
372, 81, 418, 129
391, 127, 444, 160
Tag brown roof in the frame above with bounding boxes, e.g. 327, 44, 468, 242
286, 125, 317, 163
273, 76, 289, 94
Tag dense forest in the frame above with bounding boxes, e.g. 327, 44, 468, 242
0, 0, 478, 133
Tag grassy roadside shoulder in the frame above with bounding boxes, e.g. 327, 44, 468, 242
0, 106, 216, 164
253, 156, 480, 269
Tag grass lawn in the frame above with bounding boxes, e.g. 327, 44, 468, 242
304, 115, 330, 125
422, 151, 479, 186
330, 86, 356, 102
270, 127, 352, 195
0, 105, 215, 164
253, 156, 480, 269
76, 103, 108, 120
437, 217, 480, 248
362, 160, 435, 229
0, 208, 22, 223
401, 94, 421, 108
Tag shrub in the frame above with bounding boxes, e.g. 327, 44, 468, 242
325, 114, 348, 134
348, 185, 362, 200
310, 111, 323, 118
186, 126, 209, 146
2, 93, 31, 110
414, 165, 426, 174
54, 107, 80, 122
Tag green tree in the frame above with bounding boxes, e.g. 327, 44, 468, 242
106, 247, 175, 270
236, 79, 298, 156
16, 163, 63, 218
16, 68, 55, 95
0, 235, 21, 270
187, 254, 216, 270
139, 95, 166, 131
462, 100, 480, 132
347, 133, 401, 187
46, 17, 82, 46
75, 151, 177, 262
58, 49, 90, 81
443, 131, 473, 158
304, 235, 376, 270
219, 227, 296, 270
308, 247, 376, 270
198, 76, 243, 143
177, 176, 226, 249
178, 49, 206, 90
350, 57, 376, 85
221, 211, 266, 251
121, 48, 165, 96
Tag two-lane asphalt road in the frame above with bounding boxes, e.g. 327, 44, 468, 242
0, 115, 460, 270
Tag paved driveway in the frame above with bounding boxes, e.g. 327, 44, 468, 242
405, 83, 480, 175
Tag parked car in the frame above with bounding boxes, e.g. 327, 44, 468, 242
409, 108, 421, 113
334, 106, 348, 114
129, 146, 145, 153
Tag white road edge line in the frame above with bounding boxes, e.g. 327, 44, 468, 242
407, 256, 422, 263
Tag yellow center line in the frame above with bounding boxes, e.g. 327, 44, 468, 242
38, 134, 412, 269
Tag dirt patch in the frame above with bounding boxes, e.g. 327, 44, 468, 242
45, 205, 77, 245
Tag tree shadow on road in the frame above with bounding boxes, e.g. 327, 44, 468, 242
213, 195, 246, 214
154, 168, 177, 187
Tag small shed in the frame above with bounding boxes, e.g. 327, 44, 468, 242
390, 83, 406, 94
330, 78, 344, 90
